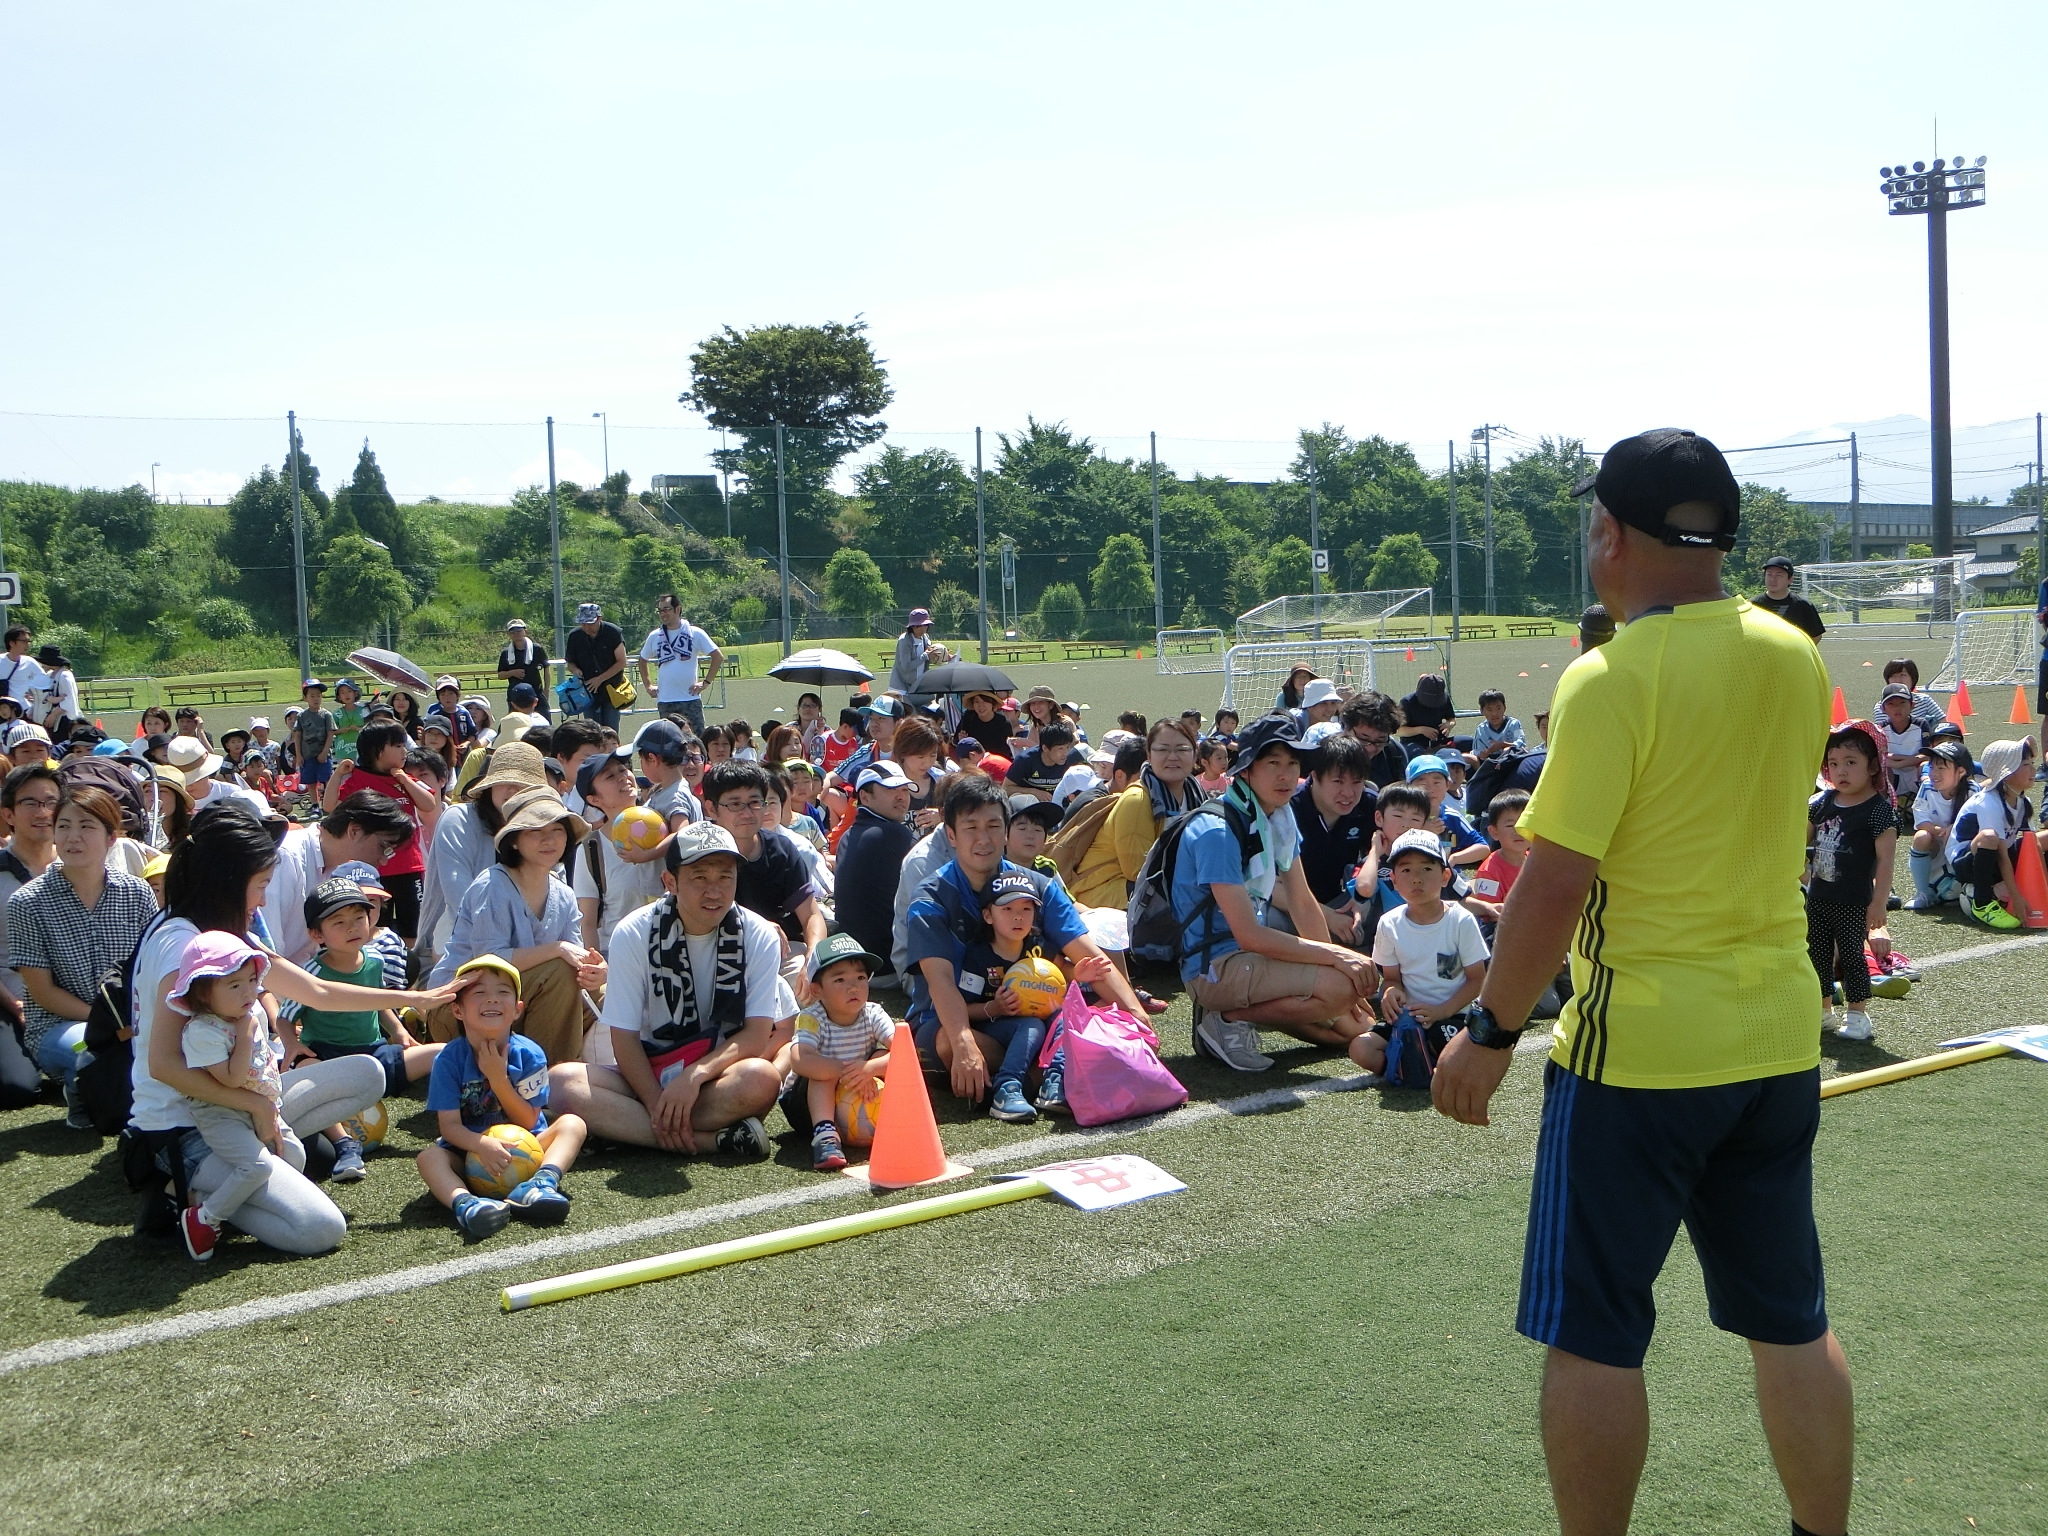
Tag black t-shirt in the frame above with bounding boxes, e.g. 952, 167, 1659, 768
1008, 748, 1072, 797
1754, 593, 1826, 640
736, 831, 816, 941
1399, 691, 1456, 742
498, 638, 550, 695
956, 710, 1014, 757
1808, 790, 1890, 905
1290, 780, 1378, 904
565, 623, 626, 686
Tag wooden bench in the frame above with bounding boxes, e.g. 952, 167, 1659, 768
1506, 621, 1554, 639
81, 682, 137, 711
1062, 641, 1134, 661
1165, 637, 1219, 654
218, 680, 271, 704
446, 671, 500, 693
990, 642, 1048, 663
1455, 622, 1498, 641
1383, 623, 1426, 638
164, 682, 223, 708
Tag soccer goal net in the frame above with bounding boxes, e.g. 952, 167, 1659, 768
1799, 557, 1967, 691
1234, 588, 1435, 643
1155, 627, 1226, 675
1953, 608, 2039, 689
1221, 640, 1378, 713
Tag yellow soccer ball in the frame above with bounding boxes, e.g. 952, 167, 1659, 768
1002, 956, 1067, 1018
340, 1099, 389, 1147
835, 1076, 884, 1145
464, 1123, 545, 1197
609, 805, 669, 852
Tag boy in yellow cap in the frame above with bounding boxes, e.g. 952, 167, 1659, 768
416, 955, 588, 1240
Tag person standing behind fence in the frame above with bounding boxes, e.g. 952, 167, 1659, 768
1430, 429, 1850, 1536
637, 594, 723, 738
495, 618, 552, 721
888, 608, 934, 697
564, 603, 629, 731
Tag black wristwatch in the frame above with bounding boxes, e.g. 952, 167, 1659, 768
1465, 1004, 1524, 1050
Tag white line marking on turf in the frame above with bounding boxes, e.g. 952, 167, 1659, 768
3, 1055, 1503, 1379
1906, 932, 2048, 971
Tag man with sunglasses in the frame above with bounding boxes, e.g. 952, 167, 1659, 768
637, 593, 723, 738
261, 791, 417, 966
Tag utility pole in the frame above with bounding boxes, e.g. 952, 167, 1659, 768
1471, 425, 1500, 614
975, 427, 988, 664
546, 417, 564, 662
1446, 440, 1460, 641
1149, 431, 1164, 638
288, 412, 311, 683
719, 429, 732, 539
1848, 430, 1860, 560
774, 424, 792, 658
591, 411, 609, 484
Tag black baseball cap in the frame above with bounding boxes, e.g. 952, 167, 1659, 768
1230, 712, 1322, 776
1762, 554, 1795, 572
1572, 429, 1741, 551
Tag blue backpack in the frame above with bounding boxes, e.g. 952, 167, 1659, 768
1381, 1012, 1435, 1091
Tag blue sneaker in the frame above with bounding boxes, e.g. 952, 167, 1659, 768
990, 1080, 1038, 1123
1034, 1063, 1069, 1117
453, 1192, 511, 1241
506, 1167, 571, 1225
330, 1136, 367, 1182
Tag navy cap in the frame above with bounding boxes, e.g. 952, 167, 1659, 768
1230, 712, 1322, 776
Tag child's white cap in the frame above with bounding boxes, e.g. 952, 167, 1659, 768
1387, 828, 1446, 867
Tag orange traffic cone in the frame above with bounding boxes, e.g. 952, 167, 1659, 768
1957, 678, 1975, 717
2010, 685, 2034, 727
1134, 647, 1144, 660
2009, 832, 2048, 930
1404, 646, 1414, 663
1944, 690, 1967, 729
1569, 635, 1580, 648
864, 1024, 955, 1189
1831, 687, 1849, 727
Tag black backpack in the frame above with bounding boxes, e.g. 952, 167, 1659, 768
72, 912, 165, 1136
1125, 796, 1262, 965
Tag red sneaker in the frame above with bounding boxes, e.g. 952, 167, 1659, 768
181, 1206, 218, 1261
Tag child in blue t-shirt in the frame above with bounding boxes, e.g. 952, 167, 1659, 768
417, 956, 587, 1240
1470, 689, 1525, 761
1403, 754, 1488, 870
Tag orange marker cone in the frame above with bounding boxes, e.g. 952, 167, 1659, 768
865, 1024, 952, 1189
2009, 832, 2048, 929
1569, 635, 1580, 648
1830, 687, 1849, 727
2009, 685, 2033, 726
1944, 690, 1967, 729
1404, 646, 1414, 662
1957, 678, 1975, 717
1134, 647, 1144, 660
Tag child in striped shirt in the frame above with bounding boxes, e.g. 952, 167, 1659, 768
789, 933, 897, 1171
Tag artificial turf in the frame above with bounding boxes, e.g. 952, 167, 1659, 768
0, 905, 2040, 1535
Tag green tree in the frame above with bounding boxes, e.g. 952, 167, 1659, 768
192, 597, 255, 640
927, 580, 975, 637
71, 485, 155, 555
851, 446, 978, 587
224, 466, 321, 632
1178, 594, 1206, 629
1226, 553, 1268, 614
0, 482, 73, 565
618, 535, 696, 619
680, 320, 892, 559
283, 423, 330, 514
1727, 484, 1826, 590
316, 534, 413, 637
1264, 536, 1314, 597
45, 525, 143, 634
330, 441, 434, 600
1036, 582, 1085, 641
823, 547, 895, 634
1089, 532, 1155, 637
1366, 531, 1440, 590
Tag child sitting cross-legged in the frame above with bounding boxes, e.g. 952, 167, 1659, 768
417, 956, 587, 1240
787, 933, 896, 1171
1349, 829, 1489, 1078
280, 874, 441, 1180
171, 934, 304, 1261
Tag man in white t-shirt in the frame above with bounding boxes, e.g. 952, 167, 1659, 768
1355, 828, 1490, 1075
547, 823, 783, 1157
0, 626, 50, 711
636, 593, 723, 738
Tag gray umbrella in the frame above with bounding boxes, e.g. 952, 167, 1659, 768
345, 647, 433, 693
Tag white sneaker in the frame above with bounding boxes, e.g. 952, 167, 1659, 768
1820, 1007, 1841, 1034
1194, 1011, 1274, 1072
1834, 1011, 1874, 1042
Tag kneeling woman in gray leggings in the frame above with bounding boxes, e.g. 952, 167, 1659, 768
132, 802, 454, 1256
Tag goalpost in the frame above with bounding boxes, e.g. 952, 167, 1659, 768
1797, 557, 1968, 690
1155, 627, 1226, 675
1234, 587, 1435, 642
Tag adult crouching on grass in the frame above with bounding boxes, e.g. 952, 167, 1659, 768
547, 823, 786, 1160
423, 787, 605, 1066
130, 801, 455, 1254
1429, 429, 1851, 1536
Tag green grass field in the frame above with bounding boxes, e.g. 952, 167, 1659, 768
2, 895, 2042, 1534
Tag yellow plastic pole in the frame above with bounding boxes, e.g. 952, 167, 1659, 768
501, 1176, 1052, 1312
1819, 1040, 2012, 1100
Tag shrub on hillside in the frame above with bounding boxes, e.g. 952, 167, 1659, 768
1036, 583, 1084, 641
192, 597, 256, 640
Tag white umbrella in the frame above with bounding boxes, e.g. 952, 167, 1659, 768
768, 648, 875, 687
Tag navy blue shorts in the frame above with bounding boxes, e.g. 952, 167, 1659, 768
1518, 1060, 1828, 1370
307, 1038, 410, 1099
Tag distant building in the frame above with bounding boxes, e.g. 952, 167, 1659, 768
1794, 501, 2019, 561
1959, 512, 2039, 595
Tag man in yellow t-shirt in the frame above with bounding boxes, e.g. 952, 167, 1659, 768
1431, 430, 1851, 1536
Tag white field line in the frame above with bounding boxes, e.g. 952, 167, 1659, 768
11, 926, 2040, 1381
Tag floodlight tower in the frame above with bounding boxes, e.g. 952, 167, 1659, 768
1878, 155, 1986, 561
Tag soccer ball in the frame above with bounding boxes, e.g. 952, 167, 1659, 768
340, 1099, 389, 1147
464, 1123, 545, 1197
836, 1075, 884, 1145
1002, 956, 1067, 1018
609, 805, 669, 852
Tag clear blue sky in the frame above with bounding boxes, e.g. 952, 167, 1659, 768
4, 2, 2045, 505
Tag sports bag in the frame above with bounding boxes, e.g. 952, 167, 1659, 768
1038, 984, 1185, 1127
605, 674, 637, 709
1042, 789, 1119, 885
557, 675, 593, 715
1125, 796, 1260, 964
1380, 1010, 1435, 1091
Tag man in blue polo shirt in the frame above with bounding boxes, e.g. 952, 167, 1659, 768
904, 775, 1143, 1111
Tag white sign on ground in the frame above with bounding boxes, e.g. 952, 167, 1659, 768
996, 1154, 1186, 1211
1939, 1024, 2048, 1063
